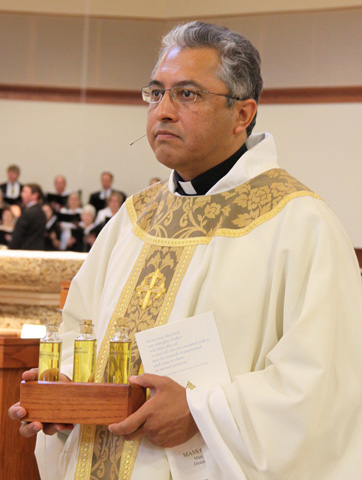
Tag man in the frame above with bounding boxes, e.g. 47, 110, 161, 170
88, 171, 116, 212
9, 21, 362, 480
0, 164, 23, 205
46, 175, 69, 211
8, 183, 46, 250
54, 175, 67, 196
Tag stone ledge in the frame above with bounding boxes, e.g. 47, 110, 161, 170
0, 290, 60, 306
0, 250, 87, 293
0, 304, 62, 330
0, 250, 86, 331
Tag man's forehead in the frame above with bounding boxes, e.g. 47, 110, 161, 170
148, 79, 204, 89
150, 47, 221, 87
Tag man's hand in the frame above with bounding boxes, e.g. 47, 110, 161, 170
8, 368, 74, 437
108, 374, 199, 448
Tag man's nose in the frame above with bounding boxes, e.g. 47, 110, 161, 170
153, 90, 178, 121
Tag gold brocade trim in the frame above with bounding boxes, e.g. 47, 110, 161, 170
125, 245, 186, 374
127, 169, 321, 246
116, 365, 147, 480
215, 190, 321, 238
128, 190, 320, 246
118, 439, 141, 480
116, 246, 195, 480
74, 425, 97, 480
155, 245, 196, 328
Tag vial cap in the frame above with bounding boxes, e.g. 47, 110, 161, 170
79, 319, 94, 335
45, 318, 61, 331
81, 319, 94, 327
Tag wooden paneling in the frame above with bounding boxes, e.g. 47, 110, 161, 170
260, 86, 362, 104
1, 0, 361, 19
1, 84, 361, 105
0, 84, 143, 104
0, 337, 40, 480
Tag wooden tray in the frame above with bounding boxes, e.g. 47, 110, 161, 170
20, 381, 146, 425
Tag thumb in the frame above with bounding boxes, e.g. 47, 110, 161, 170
129, 373, 166, 390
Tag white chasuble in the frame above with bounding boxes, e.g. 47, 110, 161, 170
35, 134, 362, 480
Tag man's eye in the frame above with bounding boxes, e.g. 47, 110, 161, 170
150, 89, 163, 99
179, 89, 197, 100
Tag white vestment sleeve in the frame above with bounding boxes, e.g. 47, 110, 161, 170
187, 198, 362, 479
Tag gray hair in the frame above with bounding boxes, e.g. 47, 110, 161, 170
82, 204, 96, 219
154, 21, 263, 136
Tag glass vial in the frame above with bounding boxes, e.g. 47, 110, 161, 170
38, 318, 62, 381
73, 320, 97, 382
108, 318, 132, 384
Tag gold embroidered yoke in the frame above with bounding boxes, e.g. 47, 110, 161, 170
130, 168, 316, 243
74, 168, 318, 480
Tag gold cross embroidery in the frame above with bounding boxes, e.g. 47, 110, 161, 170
136, 269, 166, 310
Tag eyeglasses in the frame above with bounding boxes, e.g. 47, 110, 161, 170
141, 85, 243, 104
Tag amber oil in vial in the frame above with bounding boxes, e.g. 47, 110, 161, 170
38, 319, 62, 381
73, 320, 97, 382
108, 318, 132, 384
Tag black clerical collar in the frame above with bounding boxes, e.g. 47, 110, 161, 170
174, 142, 247, 196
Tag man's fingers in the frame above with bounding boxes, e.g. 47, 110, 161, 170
9, 400, 73, 437
108, 404, 148, 436
9, 370, 74, 439
43, 423, 74, 435
128, 373, 166, 390
122, 426, 147, 441
19, 421, 43, 438
8, 403, 26, 421
22, 368, 39, 381
22, 368, 71, 383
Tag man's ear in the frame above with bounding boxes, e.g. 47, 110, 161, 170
233, 99, 258, 135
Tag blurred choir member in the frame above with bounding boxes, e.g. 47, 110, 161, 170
42, 203, 61, 251
95, 191, 126, 226
46, 175, 69, 212
0, 189, 9, 218
0, 207, 16, 247
0, 164, 23, 205
8, 184, 46, 250
89, 171, 122, 212
58, 192, 82, 250
67, 204, 99, 252
9, 204, 22, 220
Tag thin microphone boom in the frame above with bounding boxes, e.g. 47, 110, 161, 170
130, 134, 147, 146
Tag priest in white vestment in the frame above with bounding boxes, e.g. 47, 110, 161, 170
10, 21, 362, 480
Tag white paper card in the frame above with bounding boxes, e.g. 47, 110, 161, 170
135, 311, 230, 480
21, 324, 46, 339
